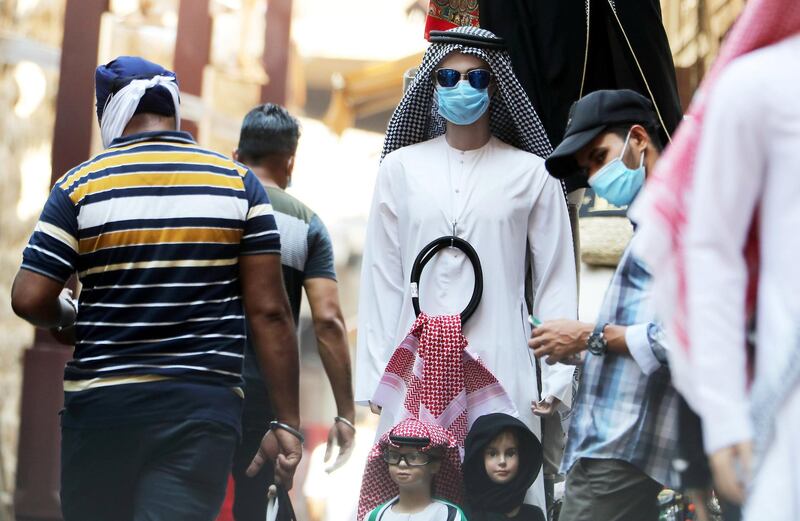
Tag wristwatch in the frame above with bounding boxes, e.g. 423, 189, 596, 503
587, 322, 609, 356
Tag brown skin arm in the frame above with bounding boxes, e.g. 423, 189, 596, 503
239, 253, 303, 487
304, 277, 355, 421
11, 270, 76, 343
528, 319, 630, 364
304, 277, 356, 471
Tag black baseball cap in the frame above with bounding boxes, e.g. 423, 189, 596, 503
546, 90, 658, 185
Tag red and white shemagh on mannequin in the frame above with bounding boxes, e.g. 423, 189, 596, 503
370, 313, 517, 448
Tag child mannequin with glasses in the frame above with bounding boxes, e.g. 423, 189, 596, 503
359, 419, 466, 521
367, 442, 466, 521
463, 414, 545, 521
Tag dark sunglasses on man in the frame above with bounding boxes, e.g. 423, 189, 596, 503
434, 68, 492, 90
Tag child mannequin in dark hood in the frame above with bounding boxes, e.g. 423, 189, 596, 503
463, 414, 545, 521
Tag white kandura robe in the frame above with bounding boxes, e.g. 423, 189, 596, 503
684, 35, 800, 521
356, 135, 578, 508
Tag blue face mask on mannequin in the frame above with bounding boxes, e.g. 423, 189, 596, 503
436, 80, 490, 126
588, 131, 646, 207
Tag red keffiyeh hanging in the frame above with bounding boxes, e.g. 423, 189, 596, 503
424, 0, 480, 40
357, 418, 463, 521
371, 313, 517, 447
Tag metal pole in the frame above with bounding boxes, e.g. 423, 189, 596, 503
174, 0, 212, 138
261, 0, 293, 105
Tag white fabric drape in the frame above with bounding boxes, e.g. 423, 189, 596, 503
100, 75, 180, 148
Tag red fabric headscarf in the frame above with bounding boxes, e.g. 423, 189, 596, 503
371, 313, 517, 447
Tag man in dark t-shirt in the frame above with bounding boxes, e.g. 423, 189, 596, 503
230, 104, 356, 521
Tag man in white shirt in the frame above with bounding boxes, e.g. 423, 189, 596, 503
629, 1, 800, 518
356, 26, 577, 511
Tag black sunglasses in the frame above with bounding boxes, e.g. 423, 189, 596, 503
435, 68, 492, 90
382, 450, 433, 467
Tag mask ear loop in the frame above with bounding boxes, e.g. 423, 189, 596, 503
621, 128, 646, 169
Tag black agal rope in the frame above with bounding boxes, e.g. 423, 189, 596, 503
410, 236, 483, 326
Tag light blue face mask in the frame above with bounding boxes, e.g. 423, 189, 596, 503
436, 80, 490, 126
588, 131, 645, 207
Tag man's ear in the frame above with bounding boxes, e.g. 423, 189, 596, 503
287, 155, 295, 176
232, 149, 239, 162
629, 124, 650, 153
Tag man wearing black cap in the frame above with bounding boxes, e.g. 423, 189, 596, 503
527, 90, 679, 521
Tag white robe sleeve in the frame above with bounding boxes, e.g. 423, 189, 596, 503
355, 154, 405, 405
685, 63, 765, 453
528, 165, 580, 408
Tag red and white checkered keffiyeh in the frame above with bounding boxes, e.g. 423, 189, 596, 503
371, 313, 517, 447
630, 0, 800, 353
357, 418, 463, 521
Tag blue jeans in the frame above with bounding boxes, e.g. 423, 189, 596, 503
61, 419, 238, 521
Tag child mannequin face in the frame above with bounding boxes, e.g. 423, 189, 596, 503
483, 429, 519, 485
385, 445, 441, 490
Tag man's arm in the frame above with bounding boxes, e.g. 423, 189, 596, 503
11, 270, 76, 333
304, 277, 356, 471
239, 253, 302, 487
529, 320, 668, 375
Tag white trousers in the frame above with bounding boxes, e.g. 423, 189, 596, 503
744, 384, 800, 521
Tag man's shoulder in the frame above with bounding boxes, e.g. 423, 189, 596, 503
56, 141, 248, 190
265, 186, 315, 223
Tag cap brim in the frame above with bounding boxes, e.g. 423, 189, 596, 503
545, 126, 606, 182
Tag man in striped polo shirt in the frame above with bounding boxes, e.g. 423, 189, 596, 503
10, 57, 302, 521
230, 104, 356, 521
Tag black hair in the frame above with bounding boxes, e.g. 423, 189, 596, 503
607, 123, 663, 152
236, 103, 300, 164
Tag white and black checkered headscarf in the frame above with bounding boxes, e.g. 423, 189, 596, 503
381, 26, 554, 166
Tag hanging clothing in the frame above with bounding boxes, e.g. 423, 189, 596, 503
424, 1, 480, 40
371, 313, 517, 447
463, 413, 545, 521
479, 0, 680, 190
358, 419, 463, 521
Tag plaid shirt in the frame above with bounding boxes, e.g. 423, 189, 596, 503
561, 237, 680, 487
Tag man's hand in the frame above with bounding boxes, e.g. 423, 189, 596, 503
247, 428, 303, 490
531, 396, 562, 417
528, 319, 591, 365
369, 401, 382, 415
709, 441, 752, 505
324, 420, 356, 473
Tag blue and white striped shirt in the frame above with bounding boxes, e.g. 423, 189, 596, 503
21, 131, 280, 431
561, 235, 680, 487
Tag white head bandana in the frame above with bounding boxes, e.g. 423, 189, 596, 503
100, 75, 181, 148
